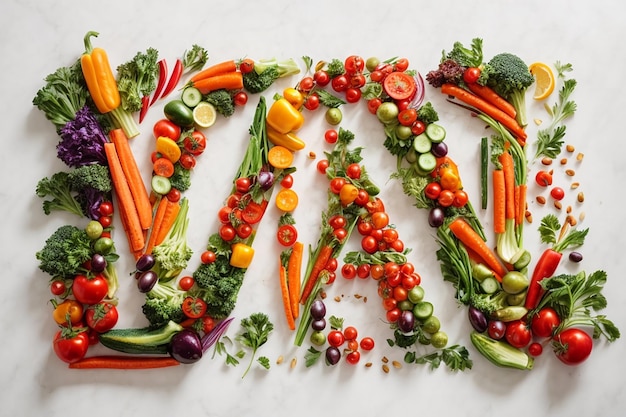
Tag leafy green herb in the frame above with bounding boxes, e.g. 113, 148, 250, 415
326, 58, 344, 78
213, 336, 240, 366
316, 89, 346, 108
236, 312, 274, 378
302, 56, 313, 72
328, 315, 344, 330
404, 345, 473, 371
538, 214, 588, 252
182, 44, 208, 74
304, 346, 322, 367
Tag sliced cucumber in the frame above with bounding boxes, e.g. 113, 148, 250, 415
151, 175, 172, 196
413, 133, 432, 154
480, 277, 500, 294
181, 86, 203, 108
417, 152, 437, 174
425, 123, 446, 143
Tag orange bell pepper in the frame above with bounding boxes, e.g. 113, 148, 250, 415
266, 98, 304, 134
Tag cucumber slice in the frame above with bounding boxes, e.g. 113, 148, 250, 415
480, 277, 500, 294
413, 133, 432, 154
151, 175, 172, 196
417, 152, 437, 173
425, 123, 446, 143
181, 86, 202, 108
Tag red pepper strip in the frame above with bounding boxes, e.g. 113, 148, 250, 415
139, 95, 150, 123
160, 58, 183, 100
524, 248, 563, 310
150, 59, 168, 106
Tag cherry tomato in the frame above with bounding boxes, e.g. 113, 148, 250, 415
357, 219, 373, 236
236, 223, 253, 239
153, 119, 181, 141
280, 174, 294, 189
325, 257, 338, 272
219, 224, 236, 241
528, 342, 544, 357
179, 153, 196, 170
505, 320, 532, 349
199, 316, 215, 333
463, 67, 482, 84
226, 193, 242, 208
369, 70, 384, 83
531, 307, 562, 338
235, 177, 251, 193
424, 182, 442, 200
360, 336, 375, 351
52, 299, 84, 326
350, 74, 366, 88
166, 187, 182, 202
183, 130, 207, 155
200, 250, 216, 264
239, 58, 255, 74
329, 214, 347, 229
234, 91, 248, 106
550, 186, 565, 200
370, 264, 384, 280
367, 98, 382, 114
331, 74, 349, 92
182, 296, 207, 319
354, 189, 370, 206
382, 228, 399, 244
324, 271, 336, 285
356, 264, 371, 279
453, 189, 469, 207
341, 263, 357, 280
303, 93, 320, 111
345, 87, 362, 103
277, 224, 298, 246
72, 274, 108, 305
50, 280, 67, 296
393, 286, 408, 302
371, 211, 390, 230
346, 163, 361, 179
344, 55, 365, 74
361, 235, 378, 254
395, 99, 411, 112
411, 120, 426, 136
98, 201, 114, 217
324, 129, 338, 144
179, 275, 195, 291
386, 308, 401, 323
389, 238, 404, 252
316, 159, 329, 174
553, 328, 593, 365
53, 329, 89, 364
535, 170, 553, 187
218, 206, 233, 224
398, 108, 418, 126
333, 227, 348, 242
313, 70, 330, 86
394, 58, 409, 72
298, 76, 315, 93
401, 273, 418, 290
241, 200, 267, 224
327, 330, 345, 347
85, 302, 118, 333
437, 189, 455, 207
98, 215, 112, 228
346, 350, 361, 365
329, 177, 347, 194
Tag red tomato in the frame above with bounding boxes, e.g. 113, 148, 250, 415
382, 228, 399, 244
389, 238, 404, 252
166, 187, 182, 202
398, 108, 418, 126
333, 227, 348, 242
235, 177, 251, 193
183, 130, 207, 155
153, 119, 181, 140
182, 296, 207, 319
331, 74, 350, 92
72, 274, 108, 305
98, 201, 114, 217
328, 214, 347, 230
314, 70, 330, 86
369, 70, 384, 83
354, 189, 369, 206
277, 224, 298, 246
356, 264, 371, 279
411, 120, 426, 136
386, 308, 401, 323
200, 250, 216, 264
324, 129, 338, 144
463, 67, 482, 84
217, 206, 233, 224
553, 328, 593, 365
53, 329, 89, 363
239, 58, 255, 74
350, 74, 366, 88
394, 58, 409, 72
325, 257, 338, 272
367, 98, 382, 114
329, 177, 347, 194
280, 174, 294, 189
179, 153, 196, 170
346, 163, 361, 179
365, 197, 385, 214
357, 219, 373, 236
98, 215, 112, 228
199, 316, 215, 333
241, 200, 267, 224
50, 280, 67, 296
299, 76, 315, 93
346, 350, 361, 365
316, 159, 329, 174
530, 307, 561, 338
551, 186, 565, 201
370, 264, 384, 280
345, 87, 362, 103
304, 93, 320, 111
361, 235, 378, 254
528, 342, 543, 357
341, 264, 357, 279
179, 275, 195, 291
535, 170, 553, 187
505, 320, 532, 348
233, 91, 248, 106
437, 189, 455, 207
371, 211, 390, 230
344, 55, 365, 74
236, 223, 253, 239
219, 224, 236, 241
360, 336, 375, 351
85, 302, 119, 333
453, 189, 469, 207
383, 72, 416, 101
327, 330, 345, 347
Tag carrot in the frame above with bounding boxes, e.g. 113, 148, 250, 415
300, 245, 333, 304
498, 151, 516, 220
268, 145, 294, 169
193, 72, 244, 95
117, 200, 144, 260
441, 83, 527, 141
189, 59, 237, 84
287, 242, 304, 319
279, 259, 296, 331
153, 157, 175, 178
144, 196, 168, 254
104, 142, 145, 252
154, 199, 181, 246
492, 169, 506, 234
516, 184, 527, 226
68, 355, 180, 369
448, 217, 508, 280
465, 82, 517, 119
465, 246, 502, 282
109, 129, 152, 230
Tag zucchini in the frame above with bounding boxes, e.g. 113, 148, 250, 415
470, 331, 534, 370
99, 320, 183, 355
492, 306, 529, 322
425, 122, 446, 142
413, 133, 432, 153
417, 152, 437, 173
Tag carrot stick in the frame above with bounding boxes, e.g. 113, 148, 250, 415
279, 259, 296, 331
193, 72, 244, 94
300, 245, 333, 304
144, 196, 168, 254
117, 199, 144, 260
465, 82, 517, 119
68, 355, 180, 369
287, 242, 303, 319
492, 169, 506, 234
104, 142, 144, 252
189, 60, 237, 84
154, 199, 181, 246
516, 184, 527, 226
109, 129, 152, 230
448, 217, 508, 280
498, 151, 516, 220
441, 83, 527, 141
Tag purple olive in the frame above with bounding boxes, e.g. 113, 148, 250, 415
428, 207, 445, 228
310, 300, 326, 320
311, 318, 327, 331
90, 253, 107, 273
325, 346, 341, 365
169, 329, 203, 364
135, 254, 155, 272
398, 310, 416, 333
137, 270, 158, 293
468, 306, 488, 333
430, 141, 448, 158
569, 251, 583, 263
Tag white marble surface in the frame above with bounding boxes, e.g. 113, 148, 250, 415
2, 0, 626, 416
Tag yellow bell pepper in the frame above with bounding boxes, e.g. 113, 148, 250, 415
266, 124, 306, 152
266, 98, 304, 134
230, 243, 255, 269
80, 31, 121, 114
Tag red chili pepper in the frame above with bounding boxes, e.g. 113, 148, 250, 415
150, 59, 168, 106
160, 58, 183, 100
139, 95, 150, 123
524, 248, 563, 310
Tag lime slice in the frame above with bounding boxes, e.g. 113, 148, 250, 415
192, 101, 217, 128
529, 62, 555, 101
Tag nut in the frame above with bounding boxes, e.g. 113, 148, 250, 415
560, 158, 568, 165
565, 169, 575, 176
382, 364, 390, 373
308, 151, 316, 159
381, 356, 389, 363
554, 200, 562, 210
576, 152, 584, 161
290, 358, 297, 369
276, 355, 284, 365
571, 182, 580, 189
536, 196, 546, 205
541, 157, 553, 166
566, 144, 576, 152
392, 360, 402, 369
577, 192, 585, 203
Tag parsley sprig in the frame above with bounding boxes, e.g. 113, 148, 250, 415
236, 312, 273, 378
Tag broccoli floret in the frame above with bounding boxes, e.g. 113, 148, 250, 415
36, 171, 84, 217
169, 163, 192, 192
142, 281, 186, 328
204, 89, 235, 117
36, 224, 92, 278
417, 102, 439, 124
192, 256, 245, 319
152, 198, 192, 278
326, 58, 344, 78
67, 164, 112, 193
116, 47, 159, 113
469, 290, 509, 316
486, 53, 535, 126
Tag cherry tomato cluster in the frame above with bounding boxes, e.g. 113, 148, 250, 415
217, 186, 267, 243
355, 207, 405, 255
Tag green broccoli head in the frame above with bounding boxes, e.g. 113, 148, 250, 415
485, 53, 534, 126
36, 171, 85, 217
204, 89, 235, 117
36, 224, 92, 278
142, 297, 185, 329
192, 258, 245, 319
417, 102, 439, 124
67, 164, 112, 193
469, 290, 509, 316
242, 67, 280, 94
169, 163, 192, 192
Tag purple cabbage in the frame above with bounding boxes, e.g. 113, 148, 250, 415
57, 105, 108, 167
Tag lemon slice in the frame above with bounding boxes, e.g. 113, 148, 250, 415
193, 101, 217, 128
529, 62, 555, 100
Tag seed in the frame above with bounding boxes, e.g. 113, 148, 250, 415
392, 360, 402, 369
567, 214, 577, 226
382, 364, 390, 373
308, 151, 316, 159
525, 214, 533, 223
320, 291, 327, 299
334, 296, 341, 302
566, 205, 572, 214
363, 296, 368, 303
565, 169, 575, 176
560, 158, 568, 165
290, 358, 297, 369
541, 157, 553, 166
577, 192, 585, 202
354, 294, 362, 299
566, 144, 575, 152
571, 182, 580, 189
579, 212, 586, 222
534, 118, 543, 126
576, 152, 584, 161
365, 362, 373, 368
276, 355, 284, 365
536, 196, 546, 205
381, 356, 389, 363
554, 200, 562, 210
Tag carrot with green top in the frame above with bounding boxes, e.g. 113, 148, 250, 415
279, 258, 296, 331
465, 82, 517, 119
154, 199, 181, 246
299, 244, 333, 304
498, 151, 516, 220
189, 60, 237, 84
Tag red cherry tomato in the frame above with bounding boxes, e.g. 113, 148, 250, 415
324, 129, 338, 144
85, 302, 119, 333
299, 76, 315, 93
345, 87, 362, 103
235, 177, 251, 193
327, 330, 345, 347
463, 67, 482, 84
183, 130, 207, 155
280, 174, 294, 189
360, 336, 375, 351
530, 307, 561, 338
153, 119, 181, 141
505, 320, 532, 349
277, 224, 298, 246
367, 98, 382, 114
316, 159, 329, 174
178, 275, 195, 291
346, 350, 361, 365
234, 91, 248, 106
398, 108, 418, 126
53, 329, 89, 364
550, 186, 565, 200
341, 263, 357, 280
304, 93, 320, 111
200, 250, 216, 264
313, 70, 330, 86
98, 201, 114, 217
346, 163, 361, 179
50, 280, 66, 296
182, 296, 207, 319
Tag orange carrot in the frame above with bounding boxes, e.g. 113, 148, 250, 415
193, 72, 244, 94
189, 60, 237, 84
448, 217, 508, 280
109, 129, 152, 230
516, 184, 527, 226
492, 169, 506, 234
104, 142, 145, 252
300, 245, 333, 304
279, 259, 296, 331
68, 355, 180, 369
465, 246, 503, 282
153, 157, 175, 178
465, 82, 517, 119
144, 196, 168, 254
154, 199, 181, 246
498, 151, 516, 220
117, 199, 144, 260
441, 83, 527, 141
287, 242, 303, 319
